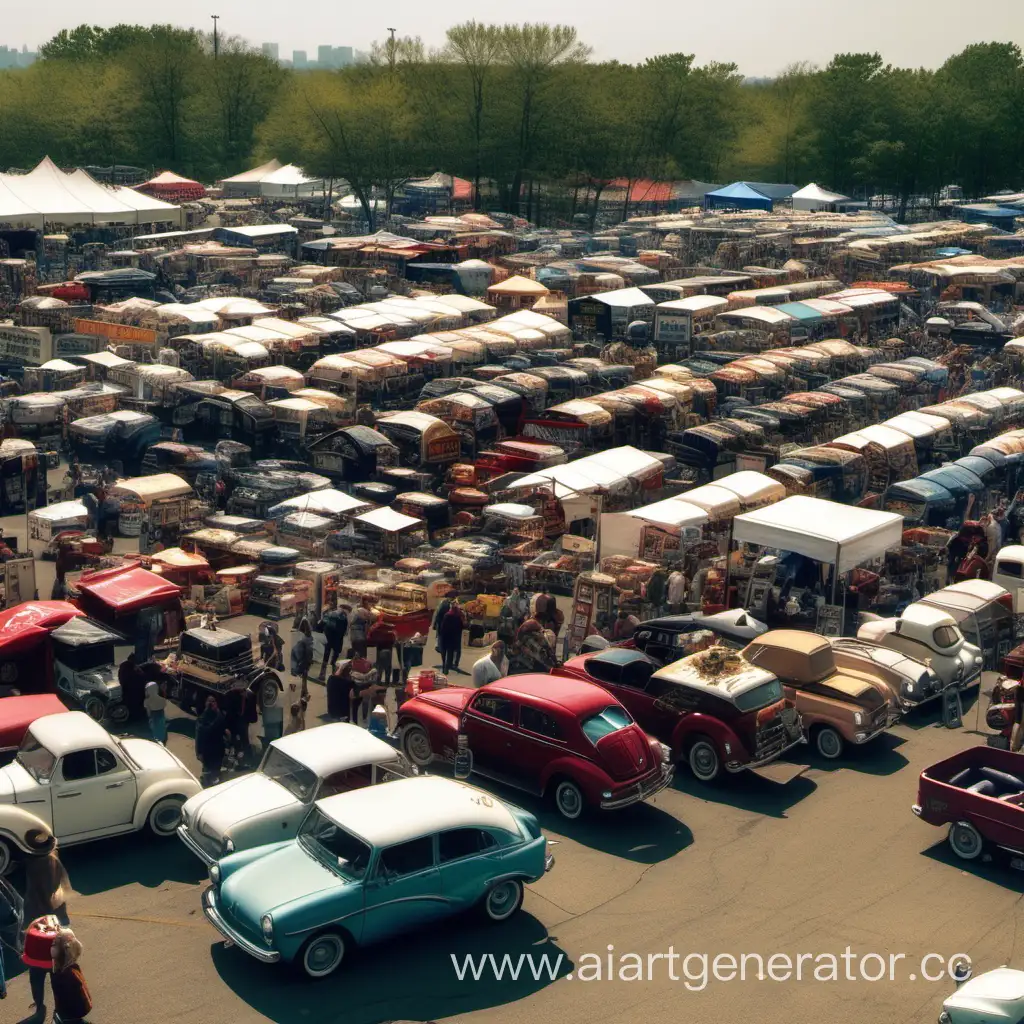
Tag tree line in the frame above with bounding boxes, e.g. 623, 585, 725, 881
1, 23, 1022, 228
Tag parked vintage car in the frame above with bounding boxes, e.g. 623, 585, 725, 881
0, 711, 200, 872
619, 609, 768, 665
741, 630, 897, 760
555, 645, 804, 781
913, 746, 1024, 863
202, 775, 554, 978
938, 967, 1024, 1024
857, 602, 983, 692
397, 674, 674, 819
828, 636, 945, 709
179, 724, 414, 864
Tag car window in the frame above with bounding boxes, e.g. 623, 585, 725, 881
586, 659, 621, 685
998, 560, 1023, 579
61, 749, 98, 781
933, 625, 961, 649
581, 705, 633, 744
438, 828, 497, 863
95, 749, 119, 775
319, 765, 373, 797
17, 735, 56, 782
298, 809, 372, 880
519, 706, 563, 740
378, 836, 435, 877
260, 748, 318, 801
471, 695, 516, 725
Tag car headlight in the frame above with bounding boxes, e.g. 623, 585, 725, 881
658, 743, 672, 764
222, 837, 235, 855
853, 712, 863, 725
938, 1012, 951, 1024
209, 864, 220, 885
261, 915, 274, 942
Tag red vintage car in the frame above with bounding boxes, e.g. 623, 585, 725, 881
554, 646, 805, 782
913, 745, 1024, 864
397, 674, 674, 820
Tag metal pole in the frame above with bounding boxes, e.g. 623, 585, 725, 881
386, 28, 397, 71
211, 15, 220, 58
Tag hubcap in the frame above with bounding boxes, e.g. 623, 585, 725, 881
308, 937, 342, 974
693, 745, 716, 777
489, 883, 516, 916
953, 826, 980, 856
558, 784, 581, 816
154, 802, 182, 833
407, 730, 432, 764
819, 731, 841, 757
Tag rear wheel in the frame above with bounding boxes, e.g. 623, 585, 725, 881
480, 879, 524, 922
108, 702, 131, 726
948, 821, 984, 861
814, 726, 844, 761
0, 837, 14, 875
83, 696, 106, 722
401, 722, 435, 768
688, 737, 721, 782
552, 778, 585, 820
300, 931, 346, 979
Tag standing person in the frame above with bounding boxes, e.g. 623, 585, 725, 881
21, 829, 70, 934
317, 605, 348, 682
612, 608, 641, 641
647, 568, 667, 619
260, 692, 284, 748
439, 599, 466, 675
144, 678, 167, 745
118, 653, 145, 720
367, 613, 397, 683
472, 641, 508, 688
259, 622, 284, 670
195, 696, 229, 787
283, 684, 308, 735
290, 620, 314, 699
50, 926, 92, 1024
432, 590, 455, 653
667, 569, 687, 613
326, 660, 354, 721
349, 598, 373, 660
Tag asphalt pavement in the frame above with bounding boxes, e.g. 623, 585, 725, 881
3, 511, 1023, 1024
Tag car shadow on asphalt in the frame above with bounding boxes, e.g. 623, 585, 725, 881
674, 769, 817, 818
60, 831, 207, 894
210, 911, 570, 1024
919, 839, 1024, 892
897, 690, 981, 732
802, 731, 910, 777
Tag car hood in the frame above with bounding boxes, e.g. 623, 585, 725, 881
413, 688, 474, 713
188, 774, 300, 839
221, 841, 345, 920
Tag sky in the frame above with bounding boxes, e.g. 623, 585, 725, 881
7, 0, 1024, 76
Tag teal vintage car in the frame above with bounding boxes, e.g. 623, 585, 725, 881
202, 775, 555, 979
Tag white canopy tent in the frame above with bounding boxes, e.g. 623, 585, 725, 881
732, 496, 903, 574
220, 159, 323, 198
0, 157, 181, 228
791, 183, 853, 212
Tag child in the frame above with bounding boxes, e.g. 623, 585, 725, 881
51, 927, 92, 1024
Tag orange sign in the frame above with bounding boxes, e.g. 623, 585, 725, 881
73, 318, 158, 344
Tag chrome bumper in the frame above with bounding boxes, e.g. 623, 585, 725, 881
202, 886, 280, 964
600, 764, 675, 810
852, 725, 889, 746
545, 852, 555, 873
729, 733, 807, 773
178, 824, 216, 866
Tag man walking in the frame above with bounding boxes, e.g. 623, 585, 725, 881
317, 604, 349, 682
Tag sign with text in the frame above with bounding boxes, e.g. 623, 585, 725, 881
0, 324, 52, 364
74, 318, 158, 345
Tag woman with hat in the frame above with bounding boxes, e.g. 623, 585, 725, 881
22, 828, 70, 934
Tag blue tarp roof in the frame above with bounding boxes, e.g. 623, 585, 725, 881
773, 301, 823, 323
919, 465, 984, 496
885, 478, 953, 503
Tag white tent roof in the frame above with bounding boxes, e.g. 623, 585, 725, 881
270, 488, 370, 518
259, 164, 319, 186
220, 159, 283, 184
733, 495, 903, 574
627, 498, 709, 529
355, 508, 422, 533
791, 183, 850, 203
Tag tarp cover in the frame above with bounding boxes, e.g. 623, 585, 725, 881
733, 495, 903, 573
76, 566, 181, 612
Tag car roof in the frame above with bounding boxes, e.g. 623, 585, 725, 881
271, 722, 399, 775
587, 648, 655, 667
900, 603, 957, 628
316, 775, 520, 846
748, 630, 829, 655
485, 673, 616, 715
653, 648, 776, 699
28, 711, 112, 756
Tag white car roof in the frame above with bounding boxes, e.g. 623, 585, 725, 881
944, 968, 1024, 1014
28, 711, 112, 757
271, 723, 399, 775
899, 603, 958, 629
316, 776, 520, 846
653, 650, 775, 699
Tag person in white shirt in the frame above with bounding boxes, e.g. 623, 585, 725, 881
472, 642, 508, 688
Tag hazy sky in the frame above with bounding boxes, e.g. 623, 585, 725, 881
7, 0, 1024, 76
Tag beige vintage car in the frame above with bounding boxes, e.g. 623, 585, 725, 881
742, 630, 896, 760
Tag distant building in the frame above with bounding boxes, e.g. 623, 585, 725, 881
262, 42, 279, 61
336, 46, 353, 66
317, 44, 334, 67
0, 45, 36, 69
293, 49, 307, 68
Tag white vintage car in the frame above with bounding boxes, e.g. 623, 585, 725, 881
178, 723, 414, 865
0, 711, 201, 873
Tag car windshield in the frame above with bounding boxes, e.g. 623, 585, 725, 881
581, 705, 633, 745
298, 809, 372, 880
17, 735, 56, 782
734, 679, 784, 713
260, 748, 318, 802
932, 625, 962, 649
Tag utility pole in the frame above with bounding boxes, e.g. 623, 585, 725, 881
387, 27, 396, 71
211, 14, 220, 58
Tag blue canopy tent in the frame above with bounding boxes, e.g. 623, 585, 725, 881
704, 182, 773, 212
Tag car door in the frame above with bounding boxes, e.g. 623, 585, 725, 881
461, 694, 518, 778
360, 835, 444, 945
52, 747, 138, 839
436, 827, 503, 911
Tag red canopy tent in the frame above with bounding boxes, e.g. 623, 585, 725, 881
136, 170, 205, 203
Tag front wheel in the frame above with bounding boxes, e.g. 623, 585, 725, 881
688, 737, 721, 782
553, 778, 585, 820
82, 696, 106, 722
0, 837, 15, 875
147, 796, 185, 838
401, 722, 435, 769
300, 931, 346, 979
814, 726, 844, 761
108, 702, 131, 726
480, 879, 524, 923
948, 820, 984, 861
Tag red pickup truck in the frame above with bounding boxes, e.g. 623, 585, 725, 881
913, 746, 1024, 863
